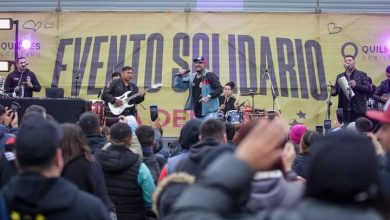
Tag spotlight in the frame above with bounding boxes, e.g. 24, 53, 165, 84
21, 39, 32, 49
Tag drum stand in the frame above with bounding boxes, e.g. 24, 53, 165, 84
264, 69, 282, 114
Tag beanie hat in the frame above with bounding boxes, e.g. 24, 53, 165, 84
289, 124, 307, 144
305, 130, 378, 203
386, 65, 390, 73
179, 118, 202, 149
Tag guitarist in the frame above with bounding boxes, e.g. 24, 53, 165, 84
373, 65, 390, 106
102, 66, 145, 117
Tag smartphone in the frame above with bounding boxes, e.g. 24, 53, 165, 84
315, 125, 324, 135
267, 110, 276, 120
11, 101, 20, 112
150, 105, 158, 121
323, 119, 332, 132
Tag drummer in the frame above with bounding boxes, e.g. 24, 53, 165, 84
218, 81, 240, 115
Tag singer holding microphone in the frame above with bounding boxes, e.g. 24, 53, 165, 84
4, 57, 41, 97
174, 56, 223, 121
331, 55, 371, 123
218, 81, 240, 115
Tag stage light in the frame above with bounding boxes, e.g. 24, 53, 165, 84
0, 18, 13, 30
21, 39, 32, 49
0, 61, 11, 72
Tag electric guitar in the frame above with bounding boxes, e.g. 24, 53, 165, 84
108, 83, 162, 115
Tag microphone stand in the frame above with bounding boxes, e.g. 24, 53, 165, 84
75, 75, 79, 98
264, 69, 282, 114
248, 90, 255, 109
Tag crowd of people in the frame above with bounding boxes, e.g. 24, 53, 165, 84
1, 55, 390, 219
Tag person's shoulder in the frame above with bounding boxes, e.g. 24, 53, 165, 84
111, 78, 122, 85
74, 190, 110, 218
354, 69, 368, 76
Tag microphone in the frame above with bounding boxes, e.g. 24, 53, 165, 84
344, 63, 350, 71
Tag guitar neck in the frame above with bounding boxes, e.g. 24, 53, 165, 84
125, 88, 151, 102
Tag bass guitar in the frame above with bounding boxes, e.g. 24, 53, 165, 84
108, 83, 162, 115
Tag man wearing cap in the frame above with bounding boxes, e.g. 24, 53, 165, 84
175, 56, 223, 120
4, 57, 41, 97
331, 55, 371, 123
373, 65, 390, 106
0, 114, 110, 220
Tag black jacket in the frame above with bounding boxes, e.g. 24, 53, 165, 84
95, 145, 146, 220
1, 172, 110, 220
61, 156, 114, 211
101, 79, 144, 116
373, 79, 390, 104
4, 69, 41, 97
332, 69, 371, 114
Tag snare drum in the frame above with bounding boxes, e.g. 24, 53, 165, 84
90, 100, 105, 126
366, 98, 384, 111
226, 110, 243, 125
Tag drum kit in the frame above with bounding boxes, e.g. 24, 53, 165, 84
218, 90, 270, 126
366, 98, 385, 111
89, 100, 106, 126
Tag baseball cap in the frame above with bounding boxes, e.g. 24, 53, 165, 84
366, 105, 390, 123
193, 56, 206, 63
16, 114, 62, 167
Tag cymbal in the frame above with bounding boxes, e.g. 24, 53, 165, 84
242, 92, 262, 96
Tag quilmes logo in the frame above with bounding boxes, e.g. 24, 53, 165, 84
341, 42, 390, 61
0, 41, 41, 51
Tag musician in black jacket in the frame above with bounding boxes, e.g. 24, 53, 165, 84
373, 65, 390, 105
102, 66, 145, 117
331, 55, 371, 123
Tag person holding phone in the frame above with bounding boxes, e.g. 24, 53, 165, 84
174, 56, 223, 121
4, 57, 41, 98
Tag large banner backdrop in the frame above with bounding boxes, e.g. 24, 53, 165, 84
1, 12, 389, 136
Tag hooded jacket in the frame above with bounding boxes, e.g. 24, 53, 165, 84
246, 170, 304, 212
95, 145, 146, 220
174, 138, 221, 177
1, 172, 110, 220
174, 69, 223, 117
86, 133, 107, 153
